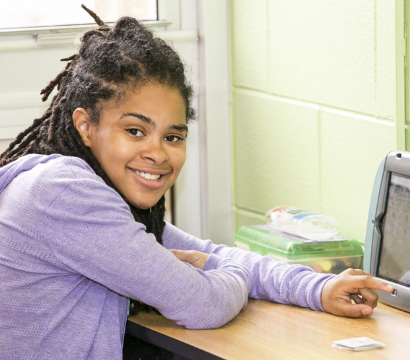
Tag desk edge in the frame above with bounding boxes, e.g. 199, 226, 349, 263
125, 320, 226, 360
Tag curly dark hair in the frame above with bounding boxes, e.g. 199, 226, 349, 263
0, 5, 195, 315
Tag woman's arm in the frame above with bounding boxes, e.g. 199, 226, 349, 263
163, 223, 394, 317
163, 222, 330, 310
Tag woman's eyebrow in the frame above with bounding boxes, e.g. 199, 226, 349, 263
121, 112, 153, 126
171, 124, 188, 133
121, 112, 188, 133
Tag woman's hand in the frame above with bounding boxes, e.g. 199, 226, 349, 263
321, 268, 394, 317
170, 249, 210, 270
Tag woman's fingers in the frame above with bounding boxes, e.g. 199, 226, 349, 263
321, 268, 394, 317
343, 271, 394, 294
336, 300, 374, 317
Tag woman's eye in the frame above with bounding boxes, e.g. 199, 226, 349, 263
127, 129, 144, 137
164, 135, 184, 143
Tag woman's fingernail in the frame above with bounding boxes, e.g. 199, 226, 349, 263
363, 308, 372, 315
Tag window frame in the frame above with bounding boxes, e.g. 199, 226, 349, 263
0, 0, 174, 51
0, 21, 171, 51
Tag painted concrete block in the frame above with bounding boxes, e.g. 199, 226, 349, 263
231, 0, 269, 92
232, 88, 320, 214
320, 109, 395, 243
376, 0, 395, 119
268, 0, 376, 115
407, 127, 410, 150
233, 208, 265, 235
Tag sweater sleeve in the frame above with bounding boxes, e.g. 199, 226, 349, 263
41, 166, 252, 330
163, 222, 334, 311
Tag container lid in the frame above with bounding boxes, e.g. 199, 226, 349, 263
234, 225, 363, 260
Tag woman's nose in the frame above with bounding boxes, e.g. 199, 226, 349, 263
140, 139, 168, 164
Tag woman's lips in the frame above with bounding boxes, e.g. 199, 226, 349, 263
129, 168, 168, 190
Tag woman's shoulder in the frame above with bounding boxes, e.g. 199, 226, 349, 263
4, 154, 108, 202
22, 154, 102, 183
38, 154, 96, 177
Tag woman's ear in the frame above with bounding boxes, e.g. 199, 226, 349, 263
72, 108, 93, 148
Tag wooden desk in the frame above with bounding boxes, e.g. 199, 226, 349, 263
126, 299, 410, 360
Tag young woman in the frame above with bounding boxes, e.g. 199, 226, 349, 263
0, 6, 393, 360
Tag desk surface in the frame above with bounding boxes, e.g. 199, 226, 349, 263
127, 299, 410, 360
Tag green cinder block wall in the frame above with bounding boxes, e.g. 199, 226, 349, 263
230, 0, 397, 243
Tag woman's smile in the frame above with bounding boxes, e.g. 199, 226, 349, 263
128, 166, 169, 190
133, 169, 162, 181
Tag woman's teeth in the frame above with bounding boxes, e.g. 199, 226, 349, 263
135, 170, 161, 180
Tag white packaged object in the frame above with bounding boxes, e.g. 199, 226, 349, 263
265, 206, 339, 240
332, 337, 385, 351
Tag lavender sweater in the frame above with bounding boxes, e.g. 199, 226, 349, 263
0, 155, 333, 359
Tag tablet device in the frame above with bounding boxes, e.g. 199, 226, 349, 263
364, 151, 410, 312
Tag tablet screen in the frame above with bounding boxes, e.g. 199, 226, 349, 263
377, 173, 410, 287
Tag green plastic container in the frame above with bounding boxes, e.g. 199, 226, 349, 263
234, 225, 363, 274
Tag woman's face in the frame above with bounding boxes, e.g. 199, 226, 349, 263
73, 83, 187, 209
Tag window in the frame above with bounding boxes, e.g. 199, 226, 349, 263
0, 0, 157, 30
